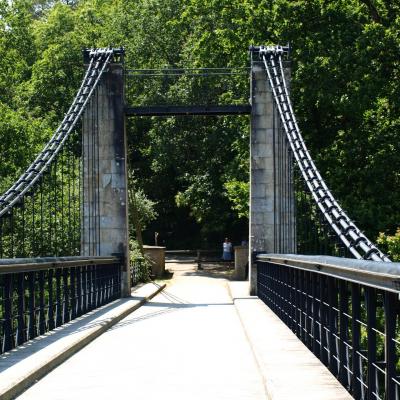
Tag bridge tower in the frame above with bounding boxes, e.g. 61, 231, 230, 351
82, 51, 130, 297
249, 48, 296, 294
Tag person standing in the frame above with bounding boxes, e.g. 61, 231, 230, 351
222, 237, 233, 261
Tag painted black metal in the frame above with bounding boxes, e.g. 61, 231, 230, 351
257, 255, 400, 399
384, 291, 397, 399
124, 105, 251, 116
0, 49, 117, 217
257, 254, 400, 292
0, 256, 121, 354
0, 49, 123, 260
255, 45, 389, 262
366, 287, 377, 399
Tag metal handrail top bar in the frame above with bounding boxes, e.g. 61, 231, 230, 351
0, 256, 121, 274
257, 254, 400, 293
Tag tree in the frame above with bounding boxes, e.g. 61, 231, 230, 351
1, 0, 399, 251
128, 170, 157, 254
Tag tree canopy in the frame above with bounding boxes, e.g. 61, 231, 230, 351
0, 0, 399, 248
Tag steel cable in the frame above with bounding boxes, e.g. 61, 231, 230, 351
258, 45, 389, 262
0, 48, 117, 218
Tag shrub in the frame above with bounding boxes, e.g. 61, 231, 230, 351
129, 239, 152, 285
376, 228, 400, 261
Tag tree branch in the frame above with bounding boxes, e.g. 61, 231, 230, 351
359, 0, 382, 23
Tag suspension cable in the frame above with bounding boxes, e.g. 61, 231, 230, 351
257, 45, 390, 262
0, 48, 122, 218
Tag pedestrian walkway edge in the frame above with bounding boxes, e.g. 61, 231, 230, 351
0, 282, 166, 400
228, 281, 352, 400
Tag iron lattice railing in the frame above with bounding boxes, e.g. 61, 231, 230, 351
0, 256, 121, 354
257, 254, 400, 399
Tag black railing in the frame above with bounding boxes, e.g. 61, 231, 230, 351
257, 254, 400, 400
0, 256, 121, 354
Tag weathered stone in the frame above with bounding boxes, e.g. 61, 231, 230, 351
234, 246, 249, 280
143, 246, 165, 278
82, 63, 130, 297
249, 62, 295, 295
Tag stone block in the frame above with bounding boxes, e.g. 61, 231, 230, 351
111, 173, 126, 189
251, 183, 267, 198
143, 246, 165, 278
234, 246, 249, 280
99, 159, 112, 174
250, 198, 273, 213
254, 102, 267, 116
251, 115, 273, 130
251, 169, 274, 185
101, 174, 112, 189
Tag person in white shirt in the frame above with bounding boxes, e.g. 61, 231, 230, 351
222, 237, 232, 261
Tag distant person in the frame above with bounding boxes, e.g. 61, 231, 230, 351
222, 237, 232, 261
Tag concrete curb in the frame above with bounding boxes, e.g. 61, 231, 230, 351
0, 282, 165, 400
228, 281, 352, 400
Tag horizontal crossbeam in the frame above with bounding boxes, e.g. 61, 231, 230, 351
124, 105, 251, 116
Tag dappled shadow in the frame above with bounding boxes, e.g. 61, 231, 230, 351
0, 298, 131, 371
108, 300, 233, 331
181, 264, 236, 280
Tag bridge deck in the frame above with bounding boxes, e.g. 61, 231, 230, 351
16, 263, 266, 400
14, 262, 351, 399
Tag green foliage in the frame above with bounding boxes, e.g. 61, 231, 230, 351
130, 187, 158, 232
0, 104, 50, 192
0, 0, 399, 249
377, 229, 400, 261
224, 180, 249, 219
129, 239, 152, 284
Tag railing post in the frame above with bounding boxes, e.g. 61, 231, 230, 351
384, 291, 396, 399
366, 287, 377, 399
82, 55, 131, 297
249, 52, 295, 295
351, 283, 362, 399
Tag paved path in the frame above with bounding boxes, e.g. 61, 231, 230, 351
17, 263, 266, 400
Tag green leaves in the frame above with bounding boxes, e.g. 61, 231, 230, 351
377, 229, 400, 261
0, 0, 399, 248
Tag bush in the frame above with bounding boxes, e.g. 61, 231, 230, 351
129, 240, 152, 285
376, 229, 400, 261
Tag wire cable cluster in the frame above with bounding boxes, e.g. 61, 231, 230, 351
258, 45, 390, 262
0, 48, 118, 218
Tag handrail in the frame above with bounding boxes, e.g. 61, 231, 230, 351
257, 253, 400, 293
0, 255, 121, 274
256, 253, 399, 397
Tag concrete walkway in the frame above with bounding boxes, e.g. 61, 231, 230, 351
17, 263, 267, 400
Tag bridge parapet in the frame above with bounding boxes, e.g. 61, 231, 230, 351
0, 256, 121, 355
256, 254, 400, 399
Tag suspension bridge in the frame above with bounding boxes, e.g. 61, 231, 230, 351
0, 45, 398, 400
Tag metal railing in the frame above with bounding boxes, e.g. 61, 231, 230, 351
0, 256, 121, 354
256, 254, 400, 399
